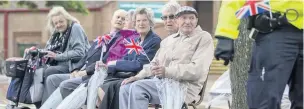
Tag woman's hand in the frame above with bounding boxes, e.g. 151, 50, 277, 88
46, 51, 56, 58
121, 76, 139, 85
107, 60, 117, 66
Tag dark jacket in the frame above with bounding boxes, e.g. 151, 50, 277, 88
72, 32, 121, 75
108, 30, 161, 77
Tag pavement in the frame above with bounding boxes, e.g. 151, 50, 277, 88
0, 74, 230, 109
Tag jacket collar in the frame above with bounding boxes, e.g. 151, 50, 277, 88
174, 26, 204, 39
139, 29, 153, 42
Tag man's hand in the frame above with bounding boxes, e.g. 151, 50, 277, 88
70, 70, 79, 78
74, 70, 87, 78
151, 66, 166, 77
121, 76, 139, 85
214, 36, 235, 66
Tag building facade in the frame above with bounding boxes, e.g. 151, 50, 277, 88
0, 1, 221, 58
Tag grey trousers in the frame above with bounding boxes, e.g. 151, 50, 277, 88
59, 75, 86, 98
41, 65, 69, 104
42, 74, 85, 103
43, 64, 69, 80
42, 74, 69, 103
119, 79, 160, 109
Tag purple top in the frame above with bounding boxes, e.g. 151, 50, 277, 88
106, 29, 140, 63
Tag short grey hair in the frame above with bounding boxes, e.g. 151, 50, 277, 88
46, 6, 80, 33
162, 1, 181, 14
133, 7, 155, 27
127, 9, 135, 22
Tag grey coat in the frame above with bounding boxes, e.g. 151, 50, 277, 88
45, 23, 91, 72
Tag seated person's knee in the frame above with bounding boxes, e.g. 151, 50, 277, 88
44, 66, 56, 78
45, 74, 57, 85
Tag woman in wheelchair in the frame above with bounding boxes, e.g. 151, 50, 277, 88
42, 6, 90, 80
30, 6, 90, 108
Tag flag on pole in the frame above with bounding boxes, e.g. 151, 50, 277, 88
94, 34, 112, 49
124, 38, 145, 55
235, 0, 270, 19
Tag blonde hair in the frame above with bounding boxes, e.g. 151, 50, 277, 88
162, 1, 181, 14
133, 7, 155, 27
46, 6, 80, 33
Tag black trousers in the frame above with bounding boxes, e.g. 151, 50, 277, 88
247, 24, 303, 109
99, 78, 123, 109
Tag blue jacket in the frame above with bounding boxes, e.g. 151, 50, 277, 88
108, 30, 161, 75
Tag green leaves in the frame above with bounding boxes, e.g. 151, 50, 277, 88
17, 1, 38, 9
0, 1, 8, 5
0, 1, 89, 15
45, 1, 89, 15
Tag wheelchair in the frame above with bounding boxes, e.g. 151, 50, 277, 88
5, 48, 48, 109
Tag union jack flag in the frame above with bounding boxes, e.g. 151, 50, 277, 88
124, 38, 145, 55
235, 0, 270, 19
94, 34, 112, 49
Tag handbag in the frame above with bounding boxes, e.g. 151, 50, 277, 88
114, 71, 136, 78
5, 59, 28, 78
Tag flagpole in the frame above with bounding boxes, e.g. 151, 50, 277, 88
267, 0, 273, 19
143, 53, 151, 63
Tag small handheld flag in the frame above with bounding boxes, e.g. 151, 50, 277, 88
94, 34, 112, 49
124, 38, 144, 55
235, 0, 270, 19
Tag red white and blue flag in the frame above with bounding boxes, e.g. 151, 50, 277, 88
94, 34, 112, 49
235, 0, 270, 19
124, 38, 145, 55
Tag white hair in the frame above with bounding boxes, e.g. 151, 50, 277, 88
133, 7, 155, 27
46, 6, 80, 33
127, 9, 135, 22
162, 1, 181, 14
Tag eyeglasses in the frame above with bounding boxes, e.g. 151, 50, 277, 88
161, 15, 175, 20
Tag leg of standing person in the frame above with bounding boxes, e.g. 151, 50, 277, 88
288, 29, 303, 109
246, 25, 303, 109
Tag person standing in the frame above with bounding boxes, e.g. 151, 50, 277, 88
214, 1, 303, 109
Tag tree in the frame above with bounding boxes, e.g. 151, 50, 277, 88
230, 18, 253, 109
0, 1, 89, 14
